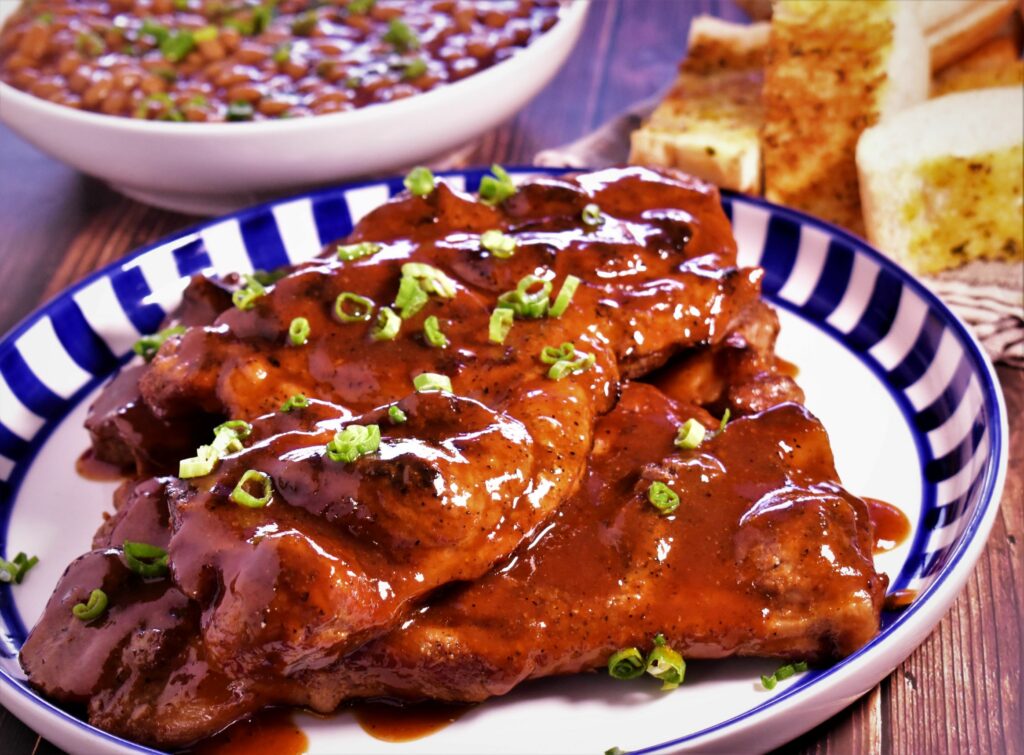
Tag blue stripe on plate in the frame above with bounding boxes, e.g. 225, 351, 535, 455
49, 301, 118, 377
924, 414, 986, 483
759, 215, 801, 296
172, 237, 212, 278
845, 268, 902, 352
913, 356, 974, 433
111, 266, 165, 336
887, 309, 947, 391
720, 199, 733, 222
238, 213, 290, 272
312, 195, 353, 250
0, 350, 65, 419
0, 424, 29, 460
798, 240, 854, 322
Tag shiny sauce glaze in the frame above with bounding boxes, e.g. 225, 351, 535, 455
189, 709, 307, 755
864, 498, 912, 554
352, 700, 471, 742
0, 0, 560, 121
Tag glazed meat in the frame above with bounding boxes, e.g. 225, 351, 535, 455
21, 383, 886, 747
20, 167, 888, 749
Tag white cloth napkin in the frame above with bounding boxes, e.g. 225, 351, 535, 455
534, 96, 1024, 369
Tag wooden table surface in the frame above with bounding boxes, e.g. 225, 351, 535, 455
1, 1, 1021, 752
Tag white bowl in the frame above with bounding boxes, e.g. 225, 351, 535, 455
0, 1, 588, 215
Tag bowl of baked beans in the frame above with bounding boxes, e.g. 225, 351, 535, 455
0, 0, 587, 214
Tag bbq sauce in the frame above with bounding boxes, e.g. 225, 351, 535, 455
75, 448, 124, 482
352, 700, 471, 742
884, 589, 919, 611
864, 498, 912, 554
189, 709, 307, 755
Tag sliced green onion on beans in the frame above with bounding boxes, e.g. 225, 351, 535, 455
481, 229, 516, 259
607, 647, 645, 680
280, 394, 309, 412
674, 418, 706, 450
647, 481, 680, 515
478, 164, 517, 206
122, 541, 169, 578
231, 469, 273, 508
413, 372, 452, 393
423, 316, 448, 348
489, 308, 514, 344
326, 424, 381, 463
72, 588, 108, 622
371, 306, 402, 340
334, 292, 374, 323
288, 316, 310, 346
384, 18, 420, 52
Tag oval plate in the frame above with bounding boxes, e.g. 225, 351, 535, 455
0, 169, 1007, 754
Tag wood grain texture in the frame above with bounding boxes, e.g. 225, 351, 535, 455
0, 1, 1021, 753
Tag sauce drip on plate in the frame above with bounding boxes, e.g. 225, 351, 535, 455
864, 498, 912, 554
75, 449, 124, 482
353, 700, 472, 742
884, 588, 919, 611
189, 709, 307, 755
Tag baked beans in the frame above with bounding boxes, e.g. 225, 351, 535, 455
0, 0, 560, 122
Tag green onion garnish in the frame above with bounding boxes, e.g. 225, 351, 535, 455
481, 229, 516, 258
139, 18, 169, 44
0, 552, 38, 584
122, 541, 169, 578
231, 469, 273, 508
404, 166, 435, 197
394, 263, 457, 318
251, 268, 287, 286
542, 343, 595, 381
326, 424, 381, 463
540, 342, 575, 365
291, 10, 318, 36
645, 634, 685, 690
337, 241, 381, 261
607, 647, 645, 680
647, 481, 680, 515
334, 292, 374, 323
582, 203, 604, 227
160, 30, 195, 62
423, 316, 448, 348
549, 275, 581, 318
227, 100, 255, 121
489, 308, 514, 344
388, 405, 407, 424
605, 749, 626, 755
288, 316, 310, 346
72, 588, 108, 622
348, 0, 376, 14
761, 661, 808, 690
478, 164, 517, 206
281, 394, 308, 412
497, 274, 553, 319
272, 41, 292, 64
719, 408, 731, 432
133, 325, 185, 362
384, 18, 420, 52
134, 92, 185, 121
674, 419, 706, 450
402, 57, 427, 80
413, 372, 452, 393
179, 421, 251, 478
75, 31, 106, 57
371, 306, 402, 340
232, 273, 266, 310
394, 274, 430, 319
194, 25, 218, 43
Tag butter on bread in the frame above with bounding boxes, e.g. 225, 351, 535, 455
915, 0, 1019, 71
932, 35, 1024, 95
628, 17, 769, 194
857, 86, 1024, 274
762, 0, 929, 235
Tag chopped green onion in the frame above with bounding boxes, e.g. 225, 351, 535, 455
348, 0, 376, 14
395, 274, 430, 319
291, 10, 318, 36
674, 418, 706, 450
251, 268, 287, 286
337, 241, 381, 261
605, 749, 626, 755
607, 647, 645, 680
761, 661, 808, 690
288, 316, 310, 346
0, 552, 38, 584
232, 273, 266, 310
423, 316, 448, 348
645, 634, 685, 690
252, 3, 274, 33
173, 0, 188, 8
413, 372, 452, 393
647, 481, 680, 515
72, 588, 108, 622
402, 262, 456, 297
133, 325, 185, 362
122, 541, 169, 578
497, 274, 552, 319
185, 94, 208, 108
478, 164, 517, 206
179, 446, 217, 478
545, 345, 595, 381
227, 100, 255, 121
194, 25, 218, 43
179, 421, 250, 478
280, 394, 309, 412
404, 166, 435, 197
402, 57, 427, 79
231, 469, 273, 508
539, 342, 574, 364
489, 308, 514, 344
36, 12, 54, 24
160, 30, 195, 62
134, 92, 185, 121
75, 31, 106, 57
272, 41, 292, 64
481, 229, 517, 258
719, 408, 731, 433
334, 292, 374, 323
371, 306, 402, 340
549, 275, 581, 318
326, 424, 381, 463
388, 405, 407, 424
582, 203, 604, 227
139, 18, 169, 44
384, 18, 420, 52
213, 419, 252, 444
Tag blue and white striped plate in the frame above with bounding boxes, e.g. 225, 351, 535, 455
0, 169, 1008, 755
